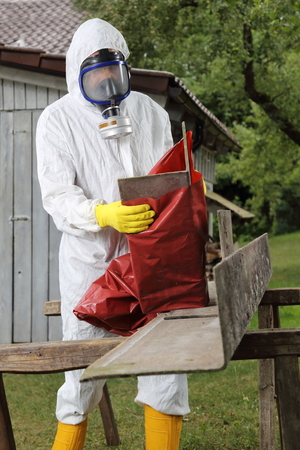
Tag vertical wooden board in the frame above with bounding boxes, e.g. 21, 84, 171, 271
0, 79, 3, 110
214, 233, 272, 364
0, 374, 16, 450
25, 84, 37, 110
217, 210, 234, 258
31, 110, 49, 342
59, 90, 68, 99
48, 218, 62, 341
13, 111, 32, 343
258, 304, 276, 450
275, 355, 300, 448
48, 88, 59, 105
37, 86, 48, 109
3, 80, 14, 111
14, 82, 26, 110
0, 112, 14, 344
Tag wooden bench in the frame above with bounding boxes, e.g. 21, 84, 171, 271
1, 211, 300, 449
80, 211, 300, 450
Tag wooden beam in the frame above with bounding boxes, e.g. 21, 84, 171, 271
44, 299, 61, 316
0, 338, 125, 374
232, 328, 300, 360
261, 288, 300, 305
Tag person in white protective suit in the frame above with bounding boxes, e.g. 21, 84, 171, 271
36, 18, 190, 450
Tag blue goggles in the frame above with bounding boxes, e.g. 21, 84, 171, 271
79, 51, 131, 105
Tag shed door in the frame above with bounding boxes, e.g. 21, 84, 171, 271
0, 110, 62, 344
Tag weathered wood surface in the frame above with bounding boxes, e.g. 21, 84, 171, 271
0, 374, 16, 450
98, 383, 120, 446
0, 112, 13, 344
44, 300, 61, 316
118, 171, 190, 201
232, 328, 300, 359
81, 305, 223, 381
0, 84, 65, 344
261, 287, 300, 305
217, 210, 234, 258
0, 338, 125, 374
258, 304, 276, 450
81, 233, 271, 381
215, 233, 272, 364
275, 355, 300, 448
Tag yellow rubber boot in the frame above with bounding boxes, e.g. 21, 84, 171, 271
51, 419, 87, 450
144, 405, 183, 450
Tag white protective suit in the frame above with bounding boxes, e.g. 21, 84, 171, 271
36, 18, 190, 425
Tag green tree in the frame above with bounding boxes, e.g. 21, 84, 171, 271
74, 0, 300, 236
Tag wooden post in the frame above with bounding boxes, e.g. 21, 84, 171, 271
275, 355, 300, 449
99, 383, 120, 446
0, 374, 16, 450
217, 210, 234, 258
258, 305, 276, 450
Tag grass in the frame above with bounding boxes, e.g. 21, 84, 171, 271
3, 231, 300, 449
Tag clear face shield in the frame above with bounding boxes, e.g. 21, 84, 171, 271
79, 49, 132, 139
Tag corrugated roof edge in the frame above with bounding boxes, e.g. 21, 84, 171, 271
0, 46, 240, 150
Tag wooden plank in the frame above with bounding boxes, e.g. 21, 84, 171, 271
48, 88, 60, 105
232, 328, 300, 359
215, 233, 272, 363
275, 355, 300, 448
0, 338, 125, 374
32, 110, 49, 342
0, 374, 16, 450
261, 288, 300, 305
118, 171, 190, 202
258, 304, 276, 450
14, 82, 26, 110
81, 305, 225, 381
37, 86, 48, 109
98, 383, 120, 446
0, 79, 3, 110
44, 300, 61, 316
0, 67, 67, 91
217, 210, 234, 258
13, 111, 32, 343
3, 80, 14, 111
25, 84, 37, 109
0, 112, 14, 344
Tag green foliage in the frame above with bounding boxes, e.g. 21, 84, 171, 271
73, 0, 300, 237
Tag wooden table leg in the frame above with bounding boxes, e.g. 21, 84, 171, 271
275, 355, 300, 449
99, 382, 120, 446
0, 374, 16, 450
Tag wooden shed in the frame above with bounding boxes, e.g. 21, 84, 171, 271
0, 0, 250, 344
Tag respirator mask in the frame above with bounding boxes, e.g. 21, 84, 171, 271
79, 49, 132, 139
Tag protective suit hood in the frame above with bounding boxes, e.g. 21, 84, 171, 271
66, 19, 130, 107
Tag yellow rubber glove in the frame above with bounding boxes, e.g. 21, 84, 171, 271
95, 201, 155, 234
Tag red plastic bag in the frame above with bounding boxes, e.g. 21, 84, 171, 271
74, 132, 208, 336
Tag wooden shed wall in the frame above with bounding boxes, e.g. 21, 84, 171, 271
0, 73, 67, 344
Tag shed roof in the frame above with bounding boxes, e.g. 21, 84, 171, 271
0, 0, 82, 54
